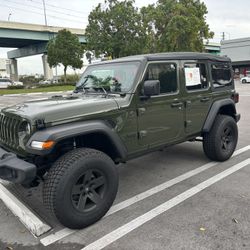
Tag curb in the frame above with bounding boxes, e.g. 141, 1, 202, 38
0, 182, 51, 237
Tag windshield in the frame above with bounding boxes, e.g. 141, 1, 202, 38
76, 61, 140, 93
0, 79, 12, 83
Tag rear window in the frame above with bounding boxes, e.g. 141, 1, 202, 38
184, 63, 208, 91
211, 63, 232, 88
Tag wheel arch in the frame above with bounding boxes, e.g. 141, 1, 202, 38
202, 99, 240, 133
26, 120, 127, 162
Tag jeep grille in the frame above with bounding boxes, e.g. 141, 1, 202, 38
0, 113, 21, 149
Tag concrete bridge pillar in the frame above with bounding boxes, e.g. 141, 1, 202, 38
10, 59, 18, 81
42, 54, 53, 80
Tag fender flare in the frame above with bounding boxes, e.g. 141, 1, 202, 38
202, 99, 239, 133
26, 120, 127, 160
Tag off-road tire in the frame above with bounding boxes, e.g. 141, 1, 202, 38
43, 148, 118, 229
203, 115, 238, 161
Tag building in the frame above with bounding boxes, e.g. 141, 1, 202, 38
221, 38, 250, 76
204, 41, 221, 55
0, 58, 9, 78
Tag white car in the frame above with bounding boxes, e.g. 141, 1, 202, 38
12, 81, 24, 86
241, 76, 250, 83
39, 79, 52, 85
0, 78, 13, 89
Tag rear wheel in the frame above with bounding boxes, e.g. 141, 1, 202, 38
203, 115, 238, 161
242, 79, 247, 84
43, 148, 118, 229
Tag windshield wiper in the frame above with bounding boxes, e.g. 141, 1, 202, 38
74, 76, 90, 93
93, 86, 108, 97
79, 86, 111, 98
74, 86, 86, 93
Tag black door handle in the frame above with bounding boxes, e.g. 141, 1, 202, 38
200, 97, 210, 102
171, 102, 183, 108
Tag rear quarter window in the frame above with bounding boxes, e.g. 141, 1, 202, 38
211, 63, 233, 88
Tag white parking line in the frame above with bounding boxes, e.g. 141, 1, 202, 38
106, 145, 248, 216
40, 145, 250, 246
82, 159, 250, 250
0, 182, 51, 237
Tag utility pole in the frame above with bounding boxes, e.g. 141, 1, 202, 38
221, 32, 231, 41
42, 0, 48, 26
222, 32, 225, 41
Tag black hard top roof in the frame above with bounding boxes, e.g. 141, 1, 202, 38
98, 52, 231, 64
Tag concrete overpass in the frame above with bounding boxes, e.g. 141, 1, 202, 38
0, 21, 85, 80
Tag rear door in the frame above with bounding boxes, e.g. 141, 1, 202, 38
181, 60, 212, 135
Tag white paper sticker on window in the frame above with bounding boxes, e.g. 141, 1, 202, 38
184, 67, 201, 86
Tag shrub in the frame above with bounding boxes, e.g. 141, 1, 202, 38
60, 74, 80, 84
7, 85, 25, 89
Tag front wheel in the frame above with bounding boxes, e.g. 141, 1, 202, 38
242, 79, 247, 84
43, 148, 119, 229
203, 115, 238, 161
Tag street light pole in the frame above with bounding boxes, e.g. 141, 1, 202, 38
42, 0, 48, 26
8, 13, 12, 21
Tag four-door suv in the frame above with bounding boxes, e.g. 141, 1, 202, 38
0, 52, 240, 229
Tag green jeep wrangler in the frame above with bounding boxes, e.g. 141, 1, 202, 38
0, 52, 240, 229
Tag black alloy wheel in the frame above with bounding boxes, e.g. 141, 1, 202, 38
71, 169, 107, 213
203, 115, 238, 161
221, 127, 234, 152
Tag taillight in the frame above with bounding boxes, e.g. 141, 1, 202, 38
231, 92, 239, 103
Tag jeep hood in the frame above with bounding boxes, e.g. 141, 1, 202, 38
2, 94, 121, 125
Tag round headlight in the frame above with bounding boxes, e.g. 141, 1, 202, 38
19, 121, 31, 136
26, 123, 31, 135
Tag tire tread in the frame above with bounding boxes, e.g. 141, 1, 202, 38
43, 148, 113, 223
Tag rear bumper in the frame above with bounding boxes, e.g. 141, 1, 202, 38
0, 147, 36, 184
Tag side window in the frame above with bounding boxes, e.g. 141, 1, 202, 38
211, 63, 232, 88
145, 63, 177, 94
184, 63, 208, 91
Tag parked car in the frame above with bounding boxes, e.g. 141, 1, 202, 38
12, 81, 24, 86
39, 79, 58, 85
39, 79, 52, 85
0, 52, 240, 229
0, 78, 13, 88
241, 76, 250, 83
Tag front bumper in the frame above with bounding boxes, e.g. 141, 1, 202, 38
0, 147, 36, 184
235, 113, 241, 123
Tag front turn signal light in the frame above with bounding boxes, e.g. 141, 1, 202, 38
31, 140, 55, 150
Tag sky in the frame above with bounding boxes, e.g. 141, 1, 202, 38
0, 0, 250, 75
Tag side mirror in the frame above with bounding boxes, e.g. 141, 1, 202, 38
143, 80, 160, 97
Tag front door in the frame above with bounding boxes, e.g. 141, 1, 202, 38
137, 61, 184, 148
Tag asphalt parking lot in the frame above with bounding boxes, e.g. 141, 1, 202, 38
0, 81, 250, 250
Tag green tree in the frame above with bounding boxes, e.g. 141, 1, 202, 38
47, 29, 84, 83
86, 0, 213, 57
142, 0, 214, 52
85, 0, 146, 58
